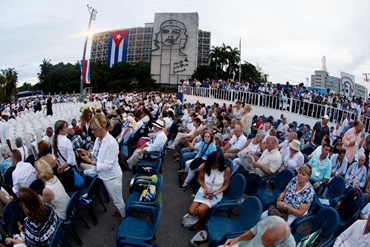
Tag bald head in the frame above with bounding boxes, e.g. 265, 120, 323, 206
261, 221, 291, 246
234, 125, 242, 137
265, 136, 279, 151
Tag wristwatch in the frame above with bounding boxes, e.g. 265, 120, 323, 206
319, 181, 322, 185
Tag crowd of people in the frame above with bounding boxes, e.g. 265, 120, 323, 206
0, 89, 370, 246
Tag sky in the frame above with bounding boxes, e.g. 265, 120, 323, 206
1, 0, 369, 88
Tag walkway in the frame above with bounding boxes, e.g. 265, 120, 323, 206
74, 148, 194, 246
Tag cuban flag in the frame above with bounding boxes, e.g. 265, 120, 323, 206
79, 59, 91, 84
107, 30, 129, 67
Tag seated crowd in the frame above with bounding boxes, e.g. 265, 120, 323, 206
0, 90, 370, 246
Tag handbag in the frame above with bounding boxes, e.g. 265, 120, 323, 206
73, 168, 84, 188
296, 229, 322, 247
268, 202, 289, 221
57, 148, 84, 188
190, 157, 205, 170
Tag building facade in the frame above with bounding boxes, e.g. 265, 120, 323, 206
90, 13, 210, 79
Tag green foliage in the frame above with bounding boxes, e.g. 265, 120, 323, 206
35, 59, 154, 94
0, 68, 18, 103
192, 65, 217, 81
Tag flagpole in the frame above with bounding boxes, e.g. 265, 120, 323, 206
238, 37, 242, 83
80, 4, 97, 102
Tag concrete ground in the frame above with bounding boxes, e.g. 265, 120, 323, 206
73, 148, 196, 247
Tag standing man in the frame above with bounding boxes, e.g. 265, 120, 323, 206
342, 121, 364, 164
310, 115, 330, 148
0, 111, 12, 151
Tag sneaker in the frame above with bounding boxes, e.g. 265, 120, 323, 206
180, 183, 189, 188
168, 140, 173, 146
191, 193, 196, 197
166, 145, 175, 150
177, 169, 185, 173
174, 158, 180, 162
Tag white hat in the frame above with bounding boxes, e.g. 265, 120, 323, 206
1, 111, 9, 117
322, 115, 330, 120
152, 119, 164, 129
289, 139, 301, 152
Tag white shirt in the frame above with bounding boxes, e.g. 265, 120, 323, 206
334, 220, 370, 246
17, 146, 29, 162
52, 134, 76, 170
276, 123, 289, 134
361, 203, 370, 219
228, 134, 247, 151
330, 154, 348, 176
86, 132, 122, 181
12, 161, 37, 195
42, 135, 53, 148
282, 151, 304, 170
146, 130, 167, 153
0, 120, 10, 147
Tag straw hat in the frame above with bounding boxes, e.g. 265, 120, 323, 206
289, 139, 301, 152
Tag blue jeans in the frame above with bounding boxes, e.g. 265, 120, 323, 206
180, 148, 197, 169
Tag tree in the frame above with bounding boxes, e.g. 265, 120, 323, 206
0, 68, 18, 103
192, 65, 216, 81
226, 47, 240, 77
37, 59, 53, 92
240, 61, 263, 82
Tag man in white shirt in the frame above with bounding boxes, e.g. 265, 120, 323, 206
0, 111, 12, 151
330, 149, 348, 177
11, 149, 37, 196
15, 137, 28, 162
127, 120, 167, 169
222, 125, 247, 159
167, 116, 199, 150
334, 217, 370, 246
42, 127, 53, 149
276, 117, 289, 138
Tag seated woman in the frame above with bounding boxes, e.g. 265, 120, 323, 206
5, 187, 59, 247
281, 139, 304, 172
186, 151, 230, 230
35, 159, 70, 220
37, 140, 58, 171
181, 130, 217, 188
260, 164, 315, 225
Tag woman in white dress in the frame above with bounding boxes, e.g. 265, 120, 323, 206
187, 151, 230, 230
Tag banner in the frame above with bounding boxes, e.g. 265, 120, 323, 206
107, 29, 129, 67
340, 72, 355, 98
79, 59, 91, 84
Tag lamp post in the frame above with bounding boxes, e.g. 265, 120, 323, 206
80, 4, 97, 102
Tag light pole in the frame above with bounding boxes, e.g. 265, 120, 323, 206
80, 4, 97, 102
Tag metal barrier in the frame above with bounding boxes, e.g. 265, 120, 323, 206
179, 86, 370, 132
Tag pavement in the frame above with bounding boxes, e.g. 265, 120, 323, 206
72, 147, 196, 247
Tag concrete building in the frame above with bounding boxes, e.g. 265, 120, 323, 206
90, 13, 210, 77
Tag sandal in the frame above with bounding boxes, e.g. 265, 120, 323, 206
112, 211, 121, 217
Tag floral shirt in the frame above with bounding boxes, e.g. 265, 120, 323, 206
283, 177, 315, 209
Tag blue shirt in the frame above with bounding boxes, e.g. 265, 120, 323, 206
308, 154, 332, 182
197, 141, 217, 160
0, 158, 12, 180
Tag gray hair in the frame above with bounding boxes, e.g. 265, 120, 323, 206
256, 130, 266, 139
15, 137, 23, 148
268, 136, 279, 145
266, 220, 291, 245
290, 132, 298, 139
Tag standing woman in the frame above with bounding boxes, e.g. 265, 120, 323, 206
240, 104, 253, 136
187, 151, 230, 230
78, 113, 125, 217
80, 108, 95, 144
52, 120, 76, 192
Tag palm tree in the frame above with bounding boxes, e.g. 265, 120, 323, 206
226, 47, 240, 77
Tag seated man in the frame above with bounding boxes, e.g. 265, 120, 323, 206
15, 137, 28, 161
11, 149, 37, 196
167, 117, 201, 150
360, 201, 370, 219
221, 125, 247, 159
330, 148, 348, 177
308, 143, 331, 190
345, 153, 367, 189
67, 128, 85, 151
237, 136, 282, 195
126, 120, 167, 170
42, 127, 53, 149
223, 216, 295, 247
334, 216, 370, 246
